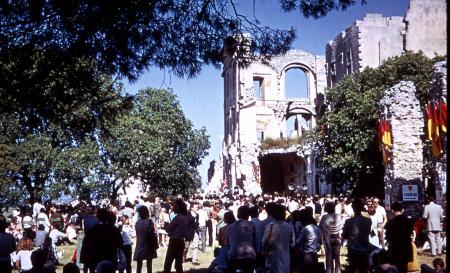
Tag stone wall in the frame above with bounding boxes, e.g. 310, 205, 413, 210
380, 81, 424, 207
216, 47, 327, 194
326, 14, 404, 86
357, 14, 405, 71
325, 0, 447, 88
405, 0, 447, 58
429, 61, 447, 100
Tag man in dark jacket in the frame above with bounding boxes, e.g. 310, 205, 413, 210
342, 198, 371, 273
80, 209, 123, 273
384, 202, 414, 273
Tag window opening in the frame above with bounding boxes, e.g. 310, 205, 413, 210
285, 68, 308, 99
253, 77, 263, 98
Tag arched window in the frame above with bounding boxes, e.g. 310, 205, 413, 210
285, 68, 308, 99
286, 114, 308, 139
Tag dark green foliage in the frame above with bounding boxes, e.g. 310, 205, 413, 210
0, 46, 131, 144
103, 88, 210, 197
0, 0, 297, 81
0, 85, 209, 207
280, 0, 365, 18
0, 48, 129, 207
316, 51, 445, 195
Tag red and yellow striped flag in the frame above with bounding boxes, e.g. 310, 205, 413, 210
439, 101, 447, 133
427, 101, 442, 157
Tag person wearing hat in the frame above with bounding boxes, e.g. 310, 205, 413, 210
22, 212, 35, 241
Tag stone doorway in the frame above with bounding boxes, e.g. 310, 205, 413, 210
259, 152, 307, 194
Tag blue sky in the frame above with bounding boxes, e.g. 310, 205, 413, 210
124, 0, 410, 186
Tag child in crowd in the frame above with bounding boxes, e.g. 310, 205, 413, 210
15, 236, 34, 272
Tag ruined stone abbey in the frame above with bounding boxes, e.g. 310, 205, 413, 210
206, 0, 447, 196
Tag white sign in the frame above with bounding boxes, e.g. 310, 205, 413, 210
402, 185, 418, 201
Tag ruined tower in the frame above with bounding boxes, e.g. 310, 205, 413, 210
216, 40, 328, 195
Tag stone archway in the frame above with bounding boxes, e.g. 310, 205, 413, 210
259, 152, 307, 194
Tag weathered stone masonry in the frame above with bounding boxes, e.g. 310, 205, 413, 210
209, 49, 329, 195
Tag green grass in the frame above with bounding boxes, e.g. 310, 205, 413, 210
13, 241, 445, 272
45, 241, 216, 273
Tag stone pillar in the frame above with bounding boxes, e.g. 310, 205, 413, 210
380, 81, 424, 212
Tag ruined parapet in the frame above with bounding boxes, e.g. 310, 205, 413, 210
404, 0, 447, 58
380, 81, 424, 212
205, 155, 225, 194
325, 13, 404, 87
429, 61, 447, 100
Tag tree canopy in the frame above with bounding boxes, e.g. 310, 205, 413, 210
103, 88, 210, 197
0, 0, 365, 81
0, 85, 209, 208
316, 51, 445, 196
0, 0, 367, 207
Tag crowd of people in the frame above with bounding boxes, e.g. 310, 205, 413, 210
0, 191, 446, 273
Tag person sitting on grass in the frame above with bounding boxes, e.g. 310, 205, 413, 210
49, 224, 73, 246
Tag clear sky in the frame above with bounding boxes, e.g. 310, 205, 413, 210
124, 0, 410, 187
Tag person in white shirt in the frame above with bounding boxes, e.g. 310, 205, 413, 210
334, 198, 344, 216
65, 224, 77, 241
49, 224, 73, 246
34, 225, 48, 247
158, 208, 170, 247
36, 208, 51, 232
32, 200, 44, 222
423, 196, 444, 256
373, 198, 387, 249
197, 204, 208, 252
15, 237, 33, 272
288, 197, 299, 213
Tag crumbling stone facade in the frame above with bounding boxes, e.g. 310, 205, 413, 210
326, 14, 404, 87
429, 61, 447, 100
380, 81, 424, 209
207, 49, 329, 195
206, 0, 447, 198
405, 0, 447, 58
326, 0, 447, 86
379, 60, 448, 210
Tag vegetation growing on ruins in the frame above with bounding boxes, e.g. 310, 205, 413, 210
316, 51, 446, 196
260, 136, 305, 150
